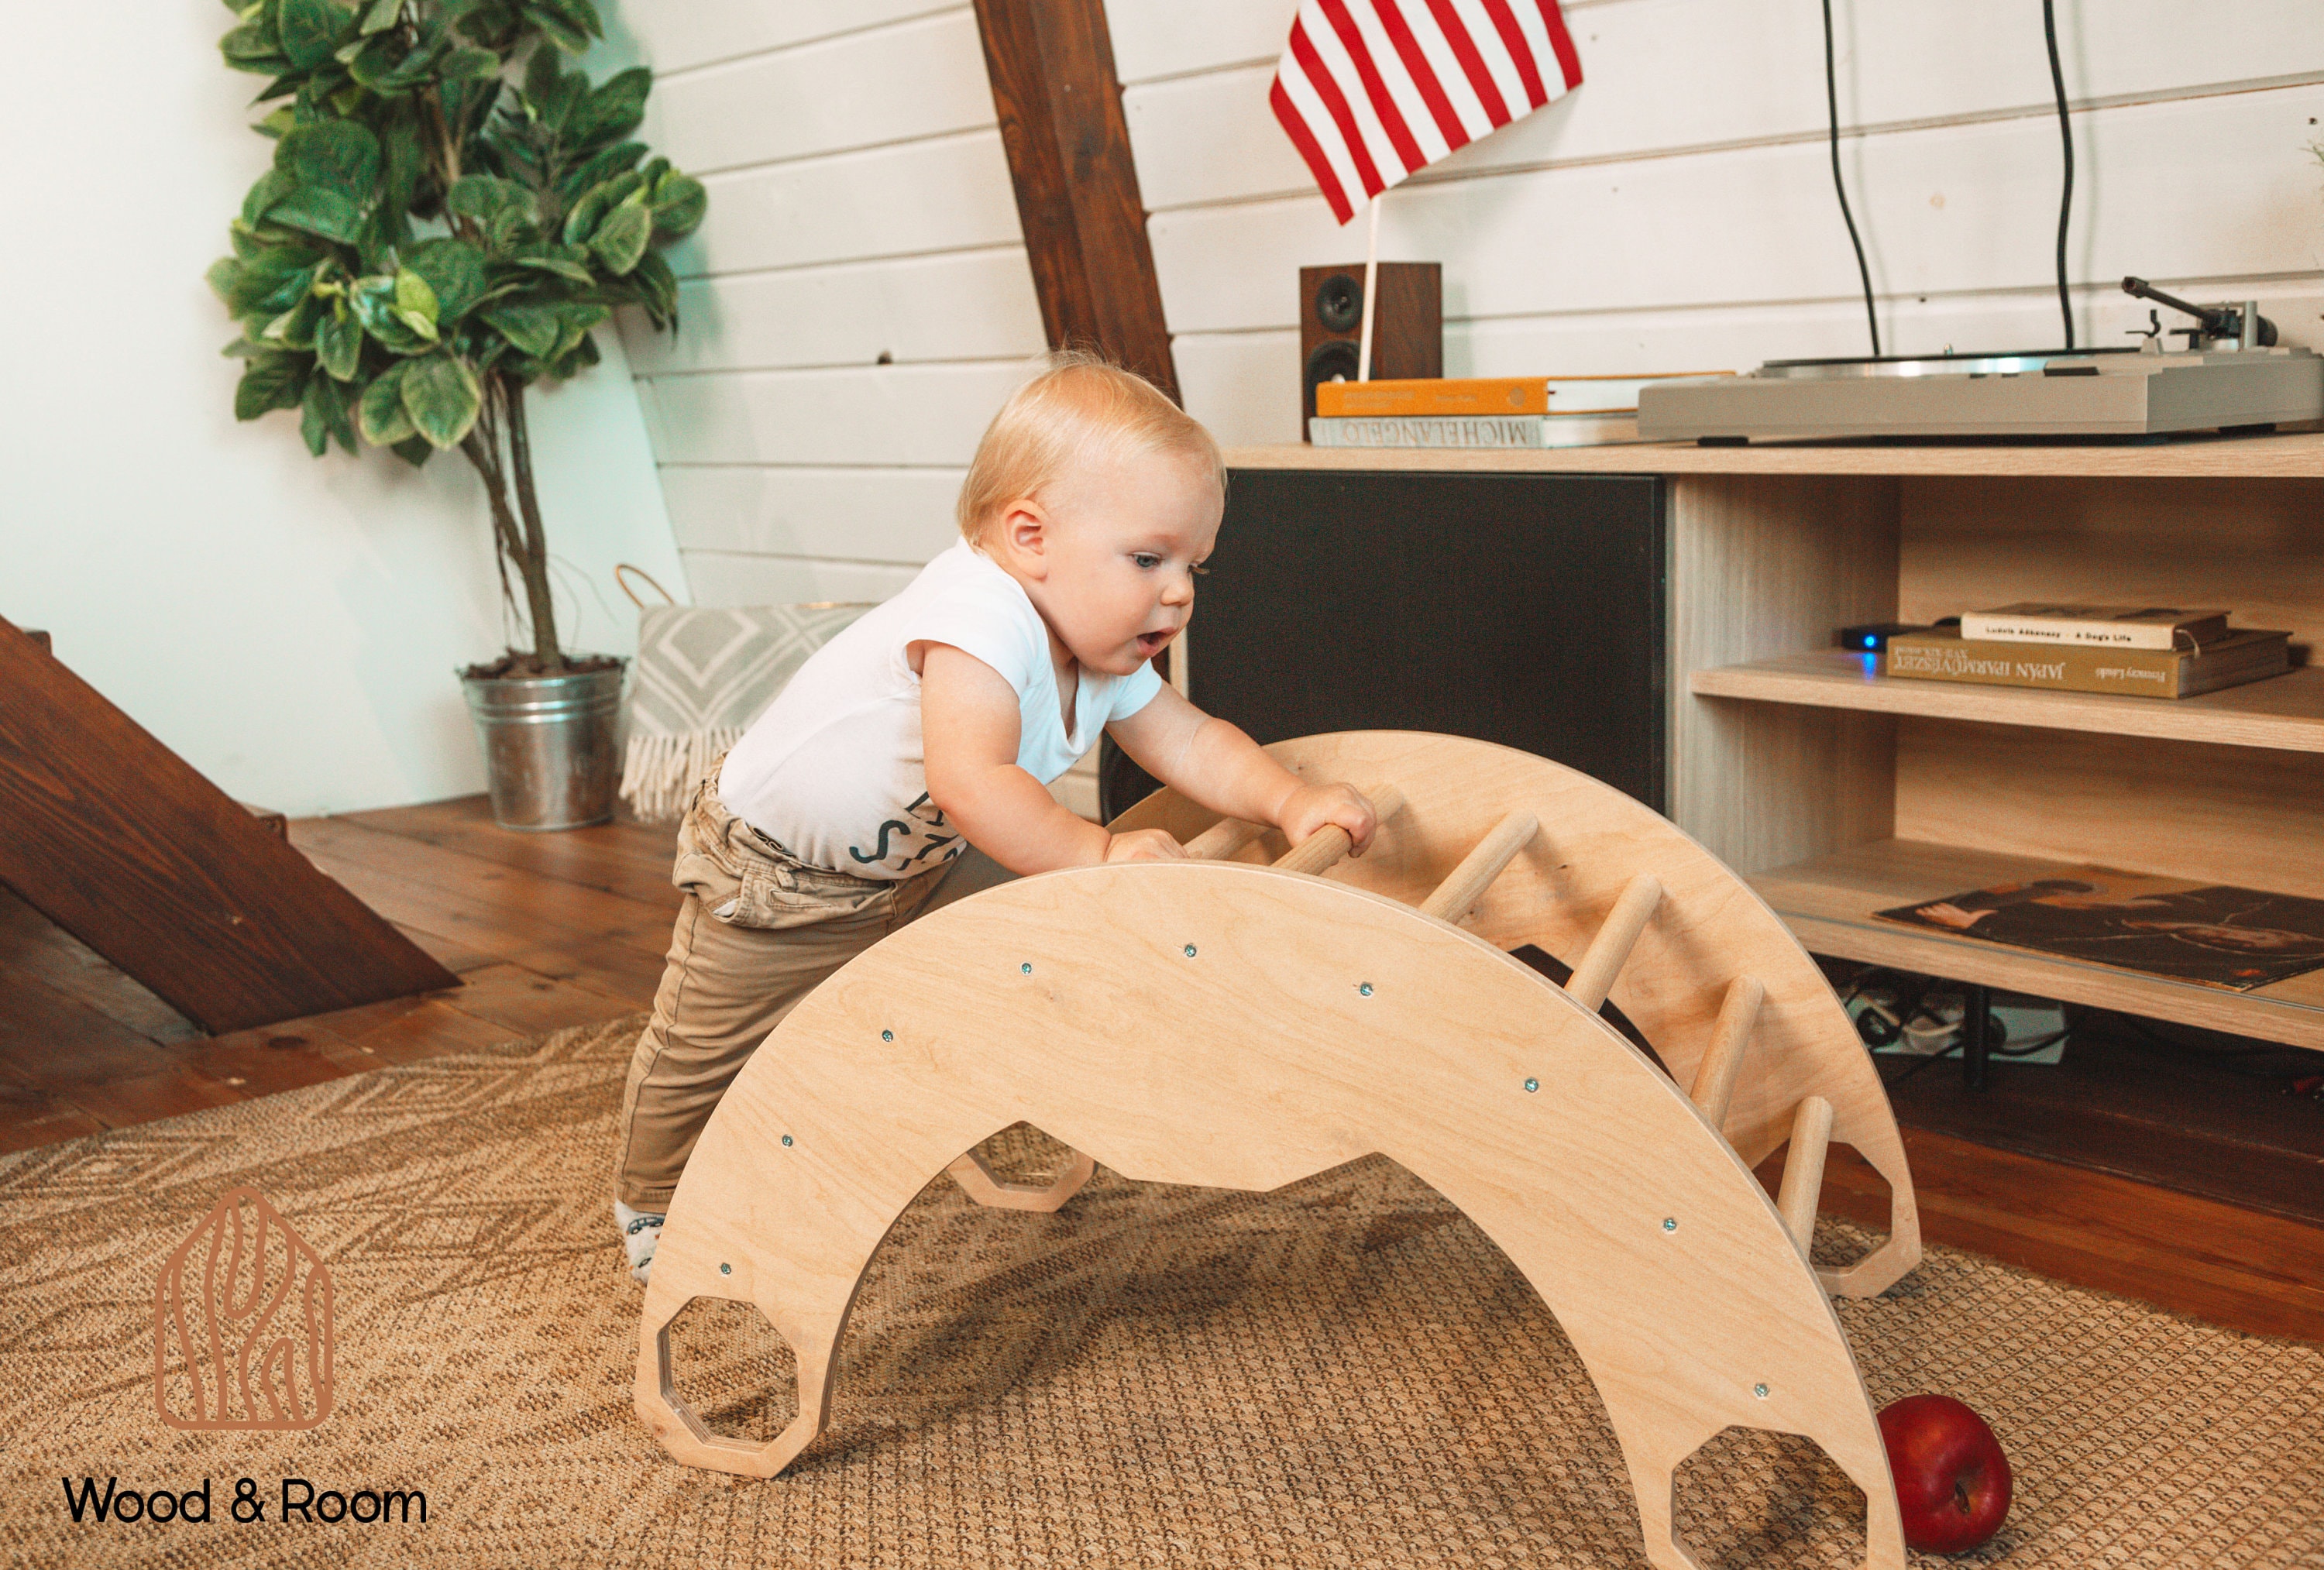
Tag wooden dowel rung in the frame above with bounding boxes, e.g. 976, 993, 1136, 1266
1563, 873, 1662, 1012
1416, 809, 1538, 924
1688, 976, 1765, 1129
1775, 1095, 1834, 1257
1184, 816, 1267, 861
1271, 782, 1406, 876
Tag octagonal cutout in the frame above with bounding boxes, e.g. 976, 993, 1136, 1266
664, 1295, 798, 1445
1673, 1424, 1868, 1568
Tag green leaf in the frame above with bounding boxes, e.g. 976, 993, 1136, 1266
359, 361, 418, 443
401, 352, 484, 448
276, 119, 380, 199
220, 19, 288, 72
299, 371, 351, 455
343, 33, 407, 86
522, 38, 562, 102
447, 173, 536, 238
553, 139, 644, 206
523, 0, 592, 54
438, 45, 500, 81
263, 294, 325, 349
648, 172, 706, 239
359, 0, 402, 33
256, 105, 298, 137
512, 250, 594, 284
480, 302, 559, 356
348, 274, 428, 351
403, 238, 489, 321
394, 266, 439, 324
629, 249, 679, 328
570, 65, 649, 147
207, 256, 246, 305
588, 196, 651, 276
267, 184, 364, 244
390, 434, 435, 466
222, 248, 321, 314
315, 309, 364, 380
235, 354, 309, 421
277, 0, 349, 70
562, 170, 641, 245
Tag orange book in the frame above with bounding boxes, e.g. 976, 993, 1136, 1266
1315, 372, 1734, 418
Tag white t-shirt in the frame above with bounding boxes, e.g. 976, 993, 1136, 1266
718, 541, 1164, 879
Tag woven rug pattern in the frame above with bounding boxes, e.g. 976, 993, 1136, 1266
2, 1017, 2319, 1568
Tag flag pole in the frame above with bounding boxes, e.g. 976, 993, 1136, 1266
1356, 194, 1382, 383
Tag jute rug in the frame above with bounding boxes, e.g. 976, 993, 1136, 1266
3, 1017, 2319, 1568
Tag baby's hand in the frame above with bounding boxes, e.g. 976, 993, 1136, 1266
1104, 828, 1186, 863
1278, 783, 1380, 857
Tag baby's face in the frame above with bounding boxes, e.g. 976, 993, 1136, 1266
1027, 448, 1222, 677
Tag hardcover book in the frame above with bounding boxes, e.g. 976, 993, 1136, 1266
1883, 627, 2288, 699
1308, 413, 1642, 449
1315, 373, 1726, 419
1958, 603, 2231, 651
1876, 866, 2324, 991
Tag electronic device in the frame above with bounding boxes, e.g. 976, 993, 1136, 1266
1836, 622, 1934, 653
1298, 261, 1441, 435
1639, 279, 2323, 443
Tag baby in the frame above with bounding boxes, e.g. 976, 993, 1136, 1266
612, 352, 1378, 1282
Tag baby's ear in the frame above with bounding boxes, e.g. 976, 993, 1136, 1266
1000, 500, 1050, 572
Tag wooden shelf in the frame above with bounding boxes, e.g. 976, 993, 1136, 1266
1692, 651, 2324, 753
1227, 428, 2324, 479
1750, 839, 2324, 1050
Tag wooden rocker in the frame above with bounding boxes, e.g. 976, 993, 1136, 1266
635, 731, 1920, 1570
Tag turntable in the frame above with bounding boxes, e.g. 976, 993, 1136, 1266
1637, 279, 2323, 443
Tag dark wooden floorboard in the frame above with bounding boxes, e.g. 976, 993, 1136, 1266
4, 795, 2316, 1342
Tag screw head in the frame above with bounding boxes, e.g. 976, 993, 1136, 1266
1522, 1077, 1539, 1093
781, 1134, 794, 1147
1662, 1217, 1678, 1232
1021, 962, 1033, 974
720, 1263, 731, 1276
881, 1030, 893, 1042
1184, 943, 1197, 957
1359, 981, 1374, 996
1753, 1383, 1770, 1399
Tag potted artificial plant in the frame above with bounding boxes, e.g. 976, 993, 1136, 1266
208, 0, 703, 830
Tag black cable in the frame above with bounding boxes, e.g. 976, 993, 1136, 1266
2041, 0, 2075, 349
1821, 0, 1879, 357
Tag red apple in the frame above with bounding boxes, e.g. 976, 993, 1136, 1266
1878, 1393, 2013, 1553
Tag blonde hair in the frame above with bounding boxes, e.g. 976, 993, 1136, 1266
957, 351, 1224, 546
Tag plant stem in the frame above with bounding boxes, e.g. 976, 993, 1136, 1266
502, 376, 562, 670
457, 383, 558, 669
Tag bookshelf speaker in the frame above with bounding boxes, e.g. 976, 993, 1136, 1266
1298, 261, 1442, 436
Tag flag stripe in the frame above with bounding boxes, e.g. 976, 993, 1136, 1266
1273, 0, 1581, 224
1270, 75, 1358, 224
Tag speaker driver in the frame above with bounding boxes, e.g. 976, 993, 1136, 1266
1315, 273, 1363, 334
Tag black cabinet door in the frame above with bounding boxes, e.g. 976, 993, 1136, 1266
1102, 469, 1666, 818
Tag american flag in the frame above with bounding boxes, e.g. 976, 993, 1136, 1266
1270, 0, 1583, 225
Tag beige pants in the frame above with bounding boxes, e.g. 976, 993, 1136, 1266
614, 765, 1013, 1211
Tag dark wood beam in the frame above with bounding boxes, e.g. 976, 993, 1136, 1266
971, 0, 1179, 401
0, 616, 458, 1034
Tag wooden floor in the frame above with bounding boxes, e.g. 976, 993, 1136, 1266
2, 795, 2316, 1342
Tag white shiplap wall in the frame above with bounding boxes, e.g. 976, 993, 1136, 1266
618, 1, 1046, 604
1109, 0, 2324, 445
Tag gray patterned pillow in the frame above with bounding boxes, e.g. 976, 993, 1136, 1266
619, 603, 871, 822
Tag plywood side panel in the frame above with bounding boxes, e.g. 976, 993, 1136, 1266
624, 250, 1044, 375
647, 10, 996, 174
1668, 476, 1899, 875
1898, 476, 2324, 653
1122, 0, 2324, 210
637, 362, 1030, 466
672, 132, 1024, 280
627, 0, 964, 76
1147, 85, 2324, 335
658, 466, 965, 562
676, 552, 923, 607
1894, 720, 2324, 898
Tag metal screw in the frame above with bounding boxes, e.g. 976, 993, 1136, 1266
1021, 961, 1033, 974
1662, 1218, 1678, 1232
881, 1030, 893, 1042
1184, 943, 1197, 957
1358, 982, 1373, 996
1523, 1077, 1539, 1093
720, 1263, 731, 1276
1753, 1383, 1769, 1399
781, 1135, 794, 1147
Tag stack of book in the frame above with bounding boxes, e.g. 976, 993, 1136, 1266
1308, 373, 1726, 448
1883, 604, 2291, 699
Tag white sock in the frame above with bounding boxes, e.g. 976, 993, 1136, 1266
614, 1199, 664, 1283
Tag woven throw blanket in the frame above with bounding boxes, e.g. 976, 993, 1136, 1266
619, 603, 871, 821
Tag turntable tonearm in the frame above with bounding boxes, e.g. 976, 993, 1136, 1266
1636, 277, 2323, 443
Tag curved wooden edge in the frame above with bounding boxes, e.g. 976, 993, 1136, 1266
1109, 730, 1923, 1299
947, 1147, 1098, 1211
639, 861, 1905, 1568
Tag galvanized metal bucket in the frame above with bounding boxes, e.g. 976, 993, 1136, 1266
459, 661, 627, 832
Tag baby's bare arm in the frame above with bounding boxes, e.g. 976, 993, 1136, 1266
1108, 686, 1379, 854
920, 644, 1181, 873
